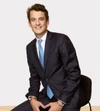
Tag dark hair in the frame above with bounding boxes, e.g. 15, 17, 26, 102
26, 3, 49, 21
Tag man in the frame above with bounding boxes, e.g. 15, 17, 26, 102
11, 3, 85, 111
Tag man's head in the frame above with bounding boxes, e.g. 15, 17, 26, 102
26, 3, 49, 38
27, 3, 49, 22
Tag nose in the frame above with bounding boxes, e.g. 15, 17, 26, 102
36, 20, 40, 25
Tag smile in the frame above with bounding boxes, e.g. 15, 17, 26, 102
35, 26, 42, 29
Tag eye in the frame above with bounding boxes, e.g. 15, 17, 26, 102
39, 17, 44, 21
30, 18, 35, 22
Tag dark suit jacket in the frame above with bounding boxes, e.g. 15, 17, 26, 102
25, 30, 85, 109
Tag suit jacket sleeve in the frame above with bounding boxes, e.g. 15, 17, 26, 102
58, 35, 81, 104
25, 44, 40, 98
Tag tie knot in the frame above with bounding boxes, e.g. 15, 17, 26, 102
38, 39, 42, 44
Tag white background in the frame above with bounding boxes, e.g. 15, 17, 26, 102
0, 0, 100, 106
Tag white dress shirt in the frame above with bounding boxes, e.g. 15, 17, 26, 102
36, 32, 47, 58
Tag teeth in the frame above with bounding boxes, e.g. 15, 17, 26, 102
35, 27, 41, 29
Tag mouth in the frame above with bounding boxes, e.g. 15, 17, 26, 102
35, 26, 42, 29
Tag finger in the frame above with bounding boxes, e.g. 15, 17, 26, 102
35, 108, 40, 111
45, 103, 50, 108
40, 103, 45, 109
48, 107, 52, 111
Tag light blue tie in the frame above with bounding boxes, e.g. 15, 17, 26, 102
38, 39, 53, 99
47, 85, 54, 99
38, 39, 44, 67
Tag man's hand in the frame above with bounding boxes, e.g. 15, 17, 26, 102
30, 99, 45, 111
45, 100, 64, 111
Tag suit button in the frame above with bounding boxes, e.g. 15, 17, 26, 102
46, 79, 48, 81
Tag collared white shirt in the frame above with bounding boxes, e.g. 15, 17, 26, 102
36, 32, 47, 57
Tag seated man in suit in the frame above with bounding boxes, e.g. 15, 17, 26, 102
11, 3, 85, 111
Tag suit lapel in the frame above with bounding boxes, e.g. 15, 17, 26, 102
32, 39, 39, 63
32, 39, 44, 76
32, 31, 52, 77
44, 31, 52, 70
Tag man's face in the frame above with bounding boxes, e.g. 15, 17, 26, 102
28, 10, 49, 38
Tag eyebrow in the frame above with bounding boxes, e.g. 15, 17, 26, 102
30, 17, 45, 20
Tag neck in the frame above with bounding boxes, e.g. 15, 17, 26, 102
35, 30, 47, 39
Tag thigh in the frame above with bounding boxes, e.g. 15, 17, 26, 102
11, 100, 33, 111
62, 107, 80, 111
68, 108, 80, 111
11, 97, 51, 111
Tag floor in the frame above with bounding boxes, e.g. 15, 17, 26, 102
0, 106, 100, 111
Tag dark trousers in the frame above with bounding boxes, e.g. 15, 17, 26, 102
11, 97, 80, 111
